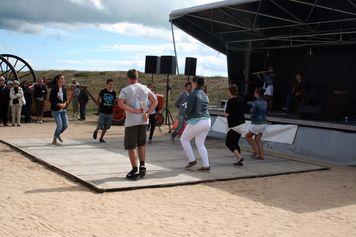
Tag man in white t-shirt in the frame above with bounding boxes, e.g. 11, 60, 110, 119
118, 69, 158, 181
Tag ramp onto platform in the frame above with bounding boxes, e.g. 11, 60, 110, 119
1, 137, 328, 192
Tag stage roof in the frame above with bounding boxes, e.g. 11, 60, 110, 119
170, 0, 356, 54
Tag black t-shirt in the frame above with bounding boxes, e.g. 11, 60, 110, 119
225, 96, 248, 128
99, 89, 116, 114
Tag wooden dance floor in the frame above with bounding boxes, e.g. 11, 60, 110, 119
2, 137, 328, 192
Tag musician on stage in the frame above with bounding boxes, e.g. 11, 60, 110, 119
257, 65, 275, 112
283, 72, 306, 113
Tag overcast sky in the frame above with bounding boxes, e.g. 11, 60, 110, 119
0, 0, 227, 76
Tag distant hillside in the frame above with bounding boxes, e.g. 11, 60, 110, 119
35, 70, 229, 115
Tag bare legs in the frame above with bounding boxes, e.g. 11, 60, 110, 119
128, 146, 145, 168
245, 132, 264, 159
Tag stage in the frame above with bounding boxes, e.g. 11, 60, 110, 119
208, 108, 356, 166
1, 137, 327, 192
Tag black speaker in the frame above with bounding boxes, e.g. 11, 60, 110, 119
184, 57, 197, 76
160, 56, 176, 75
145, 56, 160, 74
298, 105, 322, 120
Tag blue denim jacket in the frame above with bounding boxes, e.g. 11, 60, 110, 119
251, 98, 268, 124
186, 89, 209, 121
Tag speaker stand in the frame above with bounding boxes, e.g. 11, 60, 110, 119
151, 74, 154, 83
161, 74, 174, 132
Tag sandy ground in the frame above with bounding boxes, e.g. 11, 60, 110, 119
0, 117, 356, 237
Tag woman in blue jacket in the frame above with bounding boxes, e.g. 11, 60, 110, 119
180, 76, 211, 172
245, 88, 268, 160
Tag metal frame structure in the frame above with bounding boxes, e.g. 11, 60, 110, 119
170, 0, 356, 52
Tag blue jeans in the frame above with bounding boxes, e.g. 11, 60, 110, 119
52, 110, 68, 139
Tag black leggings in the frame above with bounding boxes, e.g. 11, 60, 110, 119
147, 113, 156, 141
226, 129, 241, 153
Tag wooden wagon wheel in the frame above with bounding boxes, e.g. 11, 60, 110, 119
0, 56, 19, 81
0, 54, 37, 83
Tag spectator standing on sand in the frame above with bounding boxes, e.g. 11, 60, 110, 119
180, 76, 211, 172
34, 77, 48, 123
6, 81, 13, 122
72, 79, 80, 119
245, 88, 268, 160
146, 83, 158, 143
0, 76, 10, 126
224, 85, 249, 166
22, 80, 32, 123
118, 69, 158, 181
171, 82, 192, 140
49, 74, 68, 145
9, 80, 26, 127
93, 79, 116, 143
78, 86, 89, 121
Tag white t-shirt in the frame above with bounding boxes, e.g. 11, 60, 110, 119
119, 83, 152, 127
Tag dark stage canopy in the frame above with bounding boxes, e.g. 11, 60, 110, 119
170, 0, 356, 52
170, 0, 356, 118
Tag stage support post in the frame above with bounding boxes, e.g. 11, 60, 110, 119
170, 23, 179, 75
244, 44, 252, 94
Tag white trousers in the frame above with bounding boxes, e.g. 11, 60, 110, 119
180, 118, 211, 167
11, 104, 22, 125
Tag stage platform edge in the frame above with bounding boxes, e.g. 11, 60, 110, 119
0, 138, 329, 193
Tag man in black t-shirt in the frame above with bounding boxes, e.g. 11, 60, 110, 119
93, 79, 116, 143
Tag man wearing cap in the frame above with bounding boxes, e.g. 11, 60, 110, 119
0, 77, 10, 126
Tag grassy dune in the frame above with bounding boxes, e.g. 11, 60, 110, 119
35, 70, 229, 116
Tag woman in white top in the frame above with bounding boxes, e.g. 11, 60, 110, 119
9, 80, 26, 126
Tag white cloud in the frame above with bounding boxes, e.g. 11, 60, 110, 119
68, 0, 104, 10
98, 22, 172, 41
0, 0, 227, 75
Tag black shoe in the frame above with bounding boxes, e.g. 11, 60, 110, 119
99, 139, 106, 143
93, 131, 98, 140
139, 166, 146, 178
198, 167, 211, 172
185, 160, 197, 169
233, 158, 244, 166
126, 170, 139, 181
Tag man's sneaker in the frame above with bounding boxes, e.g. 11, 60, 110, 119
184, 160, 197, 169
93, 131, 98, 140
139, 166, 146, 178
126, 170, 139, 181
99, 139, 106, 143
198, 167, 211, 172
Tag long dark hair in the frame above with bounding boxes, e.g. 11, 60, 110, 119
51, 74, 64, 88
